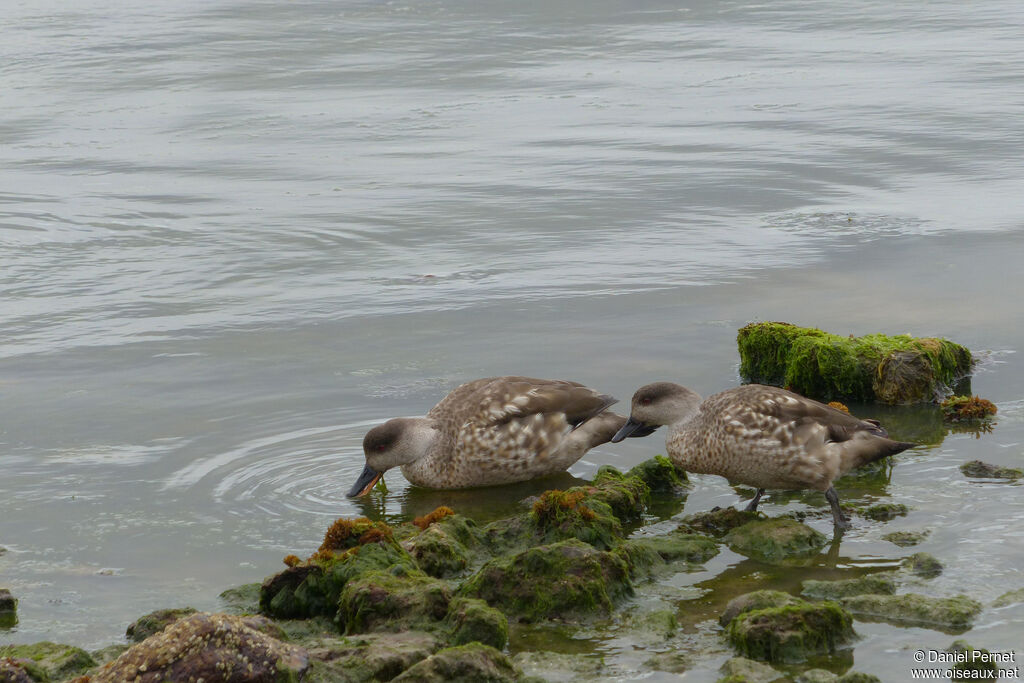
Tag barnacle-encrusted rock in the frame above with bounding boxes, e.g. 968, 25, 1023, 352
801, 574, 896, 600
0, 658, 43, 683
338, 569, 451, 634
391, 642, 519, 683
0, 590, 16, 629
737, 322, 973, 404
459, 539, 633, 622
724, 518, 827, 564
960, 460, 1022, 480
444, 598, 508, 650
126, 607, 198, 642
719, 590, 803, 627
0, 642, 95, 680
840, 593, 982, 633
84, 612, 308, 683
726, 600, 856, 663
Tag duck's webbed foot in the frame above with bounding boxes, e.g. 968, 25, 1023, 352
825, 486, 851, 531
744, 488, 765, 512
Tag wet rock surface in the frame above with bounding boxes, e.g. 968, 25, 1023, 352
840, 593, 982, 633
724, 518, 828, 564
125, 607, 198, 642
801, 574, 896, 600
960, 460, 1023, 480
0, 643, 95, 681
0, 590, 16, 629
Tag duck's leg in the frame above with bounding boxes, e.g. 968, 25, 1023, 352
825, 486, 851, 531
744, 489, 765, 512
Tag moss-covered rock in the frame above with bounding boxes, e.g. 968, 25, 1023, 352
632, 531, 719, 564
459, 539, 633, 622
992, 588, 1024, 608
720, 590, 804, 627
840, 593, 982, 633
125, 606, 198, 642
444, 597, 508, 650
681, 508, 762, 537
797, 670, 838, 683
948, 640, 1001, 677
0, 589, 16, 629
84, 613, 308, 683
901, 552, 943, 578
627, 455, 690, 494
404, 517, 477, 578
391, 642, 518, 683
837, 673, 882, 683
881, 530, 929, 547
261, 532, 419, 620
736, 322, 973, 404
338, 569, 451, 634
302, 631, 441, 682
717, 655, 781, 682
857, 502, 908, 521
801, 574, 896, 600
726, 600, 855, 663
724, 518, 827, 564
960, 460, 1023, 480
219, 582, 261, 614
514, 650, 606, 681
530, 488, 622, 551
612, 540, 666, 580
0, 642, 95, 681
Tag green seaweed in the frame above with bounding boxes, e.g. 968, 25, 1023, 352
840, 593, 982, 633
726, 601, 856, 663
724, 519, 828, 564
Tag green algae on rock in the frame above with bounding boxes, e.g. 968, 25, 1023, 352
947, 640, 1001, 677
959, 460, 1023, 480
219, 582, 262, 614
632, 531, 719, 564
339, 569, 451, 634
736, 322, 973, 403
857, 502, 908, 521
459, 539, 633, 622
901, 552, 943, 578
726, 600, 856, 664
941, 395, 997, 422
444, 597, 509, 650
724, 518, 828, 564
681, 508, 763, 537
992, 588, 1024, 608
0, 642, 96, 681
0, 657, 42, 683
839, 593, 982, 633
720, 590, 804, 627
801, 574, 896, 600
125, 606, 198, 642
881, 530, 929, 547
717, 655, 781, 682
82, 612, 308, 683
302, 630, 442, 682
530, 488, 623, 550
390, 642, 520, 683
404, 514, 484, 578
627, 455, 690, 493
0, 589, 16, 629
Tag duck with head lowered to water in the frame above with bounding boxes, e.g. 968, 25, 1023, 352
611, 382, 915, 531
347, 376, 654, 497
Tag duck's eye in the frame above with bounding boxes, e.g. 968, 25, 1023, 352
376, 443, 388, 452
640, 397, 652, 406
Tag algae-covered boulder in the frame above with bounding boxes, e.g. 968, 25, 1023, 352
737, 322, 973, 404
84, 612, 308, 683
125, 606, 198, 642
797, 670, 839, 683
459, 539, 632, 622
960, 460, 1022, 480
303, 631, 441, 682
0, 642, 95, 681
724, 518, 827, 564
339, 568, 451, 634
0, 589, 16, 629
857, 502, 908, 521
948, 640, 1001, 677
720, 590, 803, 627
220, 582, 262, 614
840, 593, 982, 633
801, 574, 895, 600
588, 466, 651, 522
992, 588, 1024, 608
726, 600, 855, 663
718, 656, 781, 682
681, 508, 762, 537
529, 488, 623, 550
391, 642, 519, 683
632, 531, 719, 565
613, 539, 667, 580
627, 455, 690, 493
881, 530, 929, 547
404, 513, 483, 578
901, 552, 943, 578
444, 597, 509, 650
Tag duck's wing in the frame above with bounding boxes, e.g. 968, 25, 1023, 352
449, 376, 617, 431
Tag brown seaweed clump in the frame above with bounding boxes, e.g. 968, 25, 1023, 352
413, 506, 456, 530
941, 396, 997, 422
283, 554, 302, 568
319, 517, 394, 554
828, 401, 850, 413
532, 489, 597, 523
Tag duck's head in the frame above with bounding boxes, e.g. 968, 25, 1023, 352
610, 382, 702, 442
346, 418, 436, 497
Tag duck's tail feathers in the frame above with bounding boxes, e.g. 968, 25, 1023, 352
840, 436, 916, 472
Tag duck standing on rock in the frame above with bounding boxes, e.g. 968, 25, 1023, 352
611, 382, 915, 530
347, 376, 654, 497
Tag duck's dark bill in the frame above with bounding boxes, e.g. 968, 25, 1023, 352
346, 464, 383, 497
611, 418, 658, 443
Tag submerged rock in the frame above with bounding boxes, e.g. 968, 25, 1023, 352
881, 530, 929, 547
858, 502, 908, 521
801, 574, 896, 600
84, 612, 308, 683
726, 600, 856, 663
720, 590, 803, 627
0, 642, 95, 681
391, 642, 519, 683
717, 655, 781, 682
0, 589, 16, 629
126, 607, 198, 642
459, 538, 632, 622
960, 460, 1023, 480
992, 588, 1024, 608
631, 530, 719, 564
901, 552, 944, 578
724, 518, 827, 564
736, 322, 973, 404
514, 650, 606, 681
840, 593, 982, 633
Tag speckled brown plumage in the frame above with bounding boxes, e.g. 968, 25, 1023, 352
358, 376, 626, 491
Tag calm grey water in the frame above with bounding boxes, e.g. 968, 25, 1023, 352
2, 0, 1024, 677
